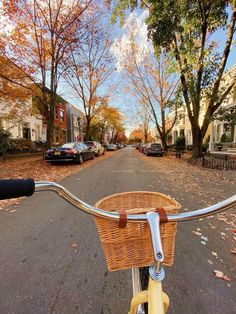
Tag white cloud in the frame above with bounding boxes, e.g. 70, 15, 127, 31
111, 9, 152, 72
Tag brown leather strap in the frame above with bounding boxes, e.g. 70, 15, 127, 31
117, 209, 127, 228
155, 207, 168, 223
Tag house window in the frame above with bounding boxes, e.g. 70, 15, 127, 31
59, 110, 64, 122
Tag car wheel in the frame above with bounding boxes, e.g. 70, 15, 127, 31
145, 151, 148, 156
78, 154, 84, 164
91, 153, 95, 159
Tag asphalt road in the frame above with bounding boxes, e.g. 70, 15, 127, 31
0, 147, 235, 314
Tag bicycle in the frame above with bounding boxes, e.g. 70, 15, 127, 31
0, 178, 235, 314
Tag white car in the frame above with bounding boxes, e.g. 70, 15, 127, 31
105, 144, 118, 151
83, 141, 105, 156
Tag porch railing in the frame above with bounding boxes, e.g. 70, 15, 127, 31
202, 155, 236, 170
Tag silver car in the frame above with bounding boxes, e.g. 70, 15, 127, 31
143, 143, 164, 157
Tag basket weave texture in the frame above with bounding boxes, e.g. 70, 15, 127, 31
95, 191, 181, 271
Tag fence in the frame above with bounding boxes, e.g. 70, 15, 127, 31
202, 155, 236, 170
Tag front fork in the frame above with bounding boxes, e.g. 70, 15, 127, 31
129, 212, 170, 314
129, 266, 169, 314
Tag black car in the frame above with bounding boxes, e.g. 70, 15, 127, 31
45, 142, 94, 163
143, 143, 164, 157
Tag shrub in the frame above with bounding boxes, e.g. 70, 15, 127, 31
202, 143, 209, 152
220, 133, 231, 143
175, 136, 186, 151
10, 139, 39, 152
0, 127, 14, 156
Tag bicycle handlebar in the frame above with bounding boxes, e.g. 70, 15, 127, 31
35, 181, 236, 222
0, 178, 35, 200
0, 178, 235, 222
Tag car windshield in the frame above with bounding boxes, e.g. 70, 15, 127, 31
61, 143, 75, 149
151, 144, 162, 147
84, 141, 94, 146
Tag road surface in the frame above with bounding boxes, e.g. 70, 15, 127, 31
0, 147, 235, 313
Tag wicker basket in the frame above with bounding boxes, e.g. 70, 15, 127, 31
95, 191, 181, 271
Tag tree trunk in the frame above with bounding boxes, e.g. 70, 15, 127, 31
161, 134, 168, 152
46, 119, 54, 148
192, 127, 203, 159
84, 118, 91, 140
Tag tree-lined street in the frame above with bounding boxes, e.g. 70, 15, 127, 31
0, 147, 235, 314
0, 1, 236, 313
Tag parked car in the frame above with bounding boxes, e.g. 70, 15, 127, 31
45, 142, 94, 163
143, 143, 164, 157
105, 144, 118, 151
117, 143, 123, 149
139, 143, 147, 153
83, 141, 104, 156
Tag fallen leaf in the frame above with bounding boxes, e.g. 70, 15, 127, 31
222, 275, 230, 281
231, 249, 236, 254
214, 270, 223, 278
207, 260, 213, 265
201, 235, 208, 242
71, 243, 78, 248
193, 230, 202, 236
212, 252, 218, 257
213, 270, 231, 281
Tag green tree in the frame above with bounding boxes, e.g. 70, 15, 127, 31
111, 0, 236, 158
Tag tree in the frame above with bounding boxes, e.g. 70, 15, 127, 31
63, 10, 115, 140
111, 0, 236, 158
129, 129, 153, 143
146, 0, 236, 158
2, 0, 93, 147
129, 129, 143, 143
115, 22, 179, 151
214, 105, 236, 123
90, 103, 124, 143
136, 102, 152, 144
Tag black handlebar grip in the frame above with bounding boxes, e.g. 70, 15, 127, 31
0, 178, 35, 200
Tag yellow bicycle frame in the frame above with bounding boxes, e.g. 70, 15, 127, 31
128, 276, 169, 314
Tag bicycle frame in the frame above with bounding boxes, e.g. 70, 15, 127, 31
130, 263, 169, 314
129, 274, 169, 314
